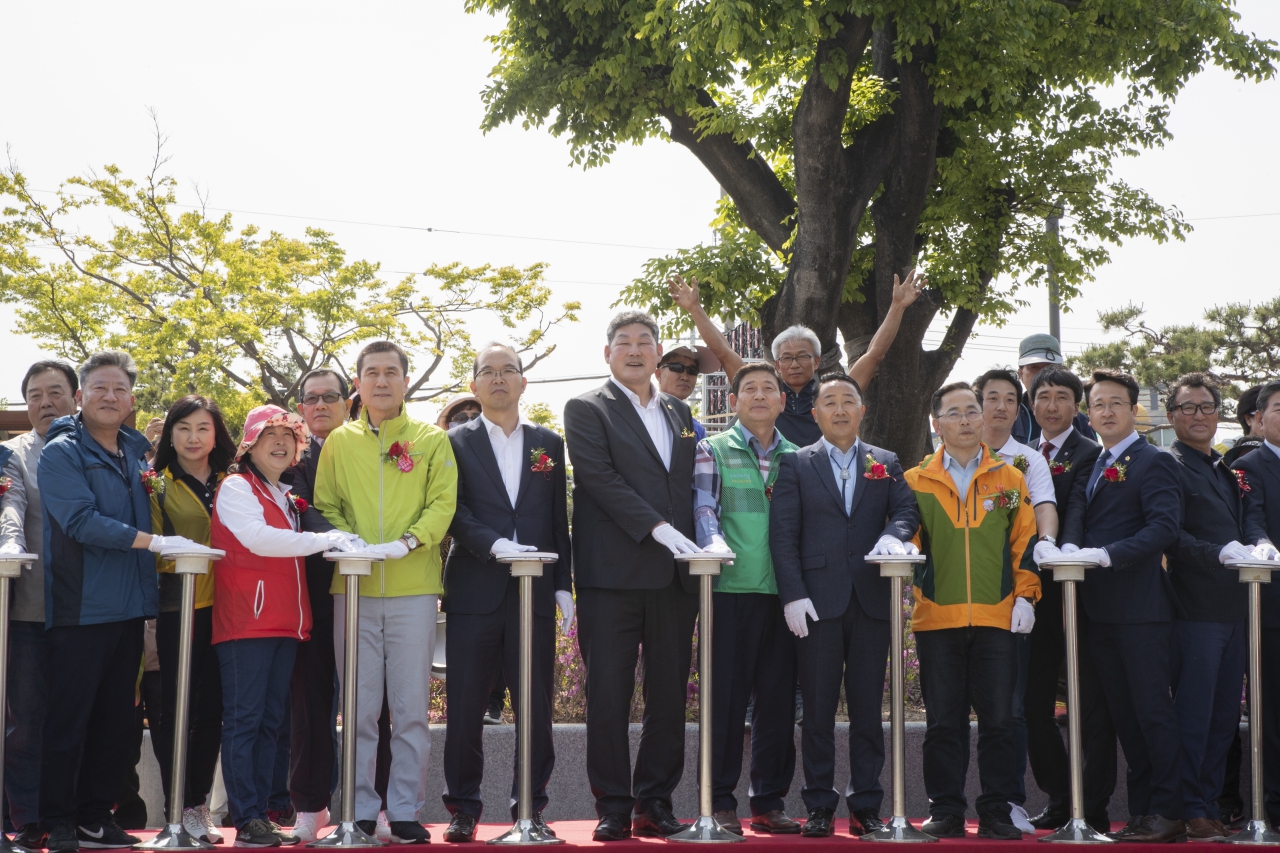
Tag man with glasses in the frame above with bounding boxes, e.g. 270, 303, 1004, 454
1060, 369, 1184, 843
655, 346, 719, 440
440, 343, 572, 841
1164, 373, 1252, 839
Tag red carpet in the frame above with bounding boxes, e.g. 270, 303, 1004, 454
128, 821, 1238, 849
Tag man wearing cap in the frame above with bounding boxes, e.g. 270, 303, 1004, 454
656, 346, 720, 440
1012, 334, 1095, 446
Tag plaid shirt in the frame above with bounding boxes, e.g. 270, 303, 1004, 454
692, 423, 783, 547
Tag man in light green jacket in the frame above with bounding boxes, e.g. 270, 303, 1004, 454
314, 340, 457, 844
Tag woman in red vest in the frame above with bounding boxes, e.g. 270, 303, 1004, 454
211, 405, 362, 848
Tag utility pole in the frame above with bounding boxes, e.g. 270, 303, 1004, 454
1046, 203, 1061, 340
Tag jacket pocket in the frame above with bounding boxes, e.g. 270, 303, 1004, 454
253, 580, 265, 620
801, 556, 826, 570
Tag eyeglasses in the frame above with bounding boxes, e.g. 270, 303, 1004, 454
1089, 400, 1132, 414
660, 363, 699, 376
476, 366, 522, 380
937, 408, 982, 423
1171, 402, 1219, 417
777, 354, 815, 366
450, 411, 483, 425
301, 392, 343, 405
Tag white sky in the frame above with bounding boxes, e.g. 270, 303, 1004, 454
2, 1, 1277, 429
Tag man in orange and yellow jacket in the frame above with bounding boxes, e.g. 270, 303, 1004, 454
905, 381, 1041, 841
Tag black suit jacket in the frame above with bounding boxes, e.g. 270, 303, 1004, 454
769, 440, 920, 621
442, 419, 572, 617
287, 436, 336, 535
1039, 429, 1102, 610
1066, 435, 1182, 625
1234, 444, 1280, 629
1167, 440, 1247, 623
564, 381, 698, 594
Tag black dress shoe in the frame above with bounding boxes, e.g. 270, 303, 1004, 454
1106, 815, 1144, 840
850, 809, 885, 836
977, 812, 1023, 840
633, 801, 685, 838
922, 813, 966, 838
1029, 805, 1070, 830
1123, 815, 1186, 843
531, 813, 556, 838
592, 814, 632, 842
748, 810, 801, 834
443, 814, 477, 843
801, 808, 834, 838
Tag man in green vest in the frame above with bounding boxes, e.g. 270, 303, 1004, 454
692, 362, 802, 836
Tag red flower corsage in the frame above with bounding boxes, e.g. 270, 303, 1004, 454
764, 484, 774, 502
1235, 470, 1251, 493
530, 447, 555, 479
1103, 463, 1126, 483
0, 476, 11, 497
289, 494, 309, 515
387, 441, 415, 473
982, 486, 1023, 512
141, 469, 165, 495
1049, 461, 1073, 476
862, 453, 892, 480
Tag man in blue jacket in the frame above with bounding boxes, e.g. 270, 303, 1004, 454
37, 352, 199, 852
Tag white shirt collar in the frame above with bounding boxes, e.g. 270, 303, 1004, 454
1104, 430, 1142, 461
1266, 440, 1280, 462
1039, 425, 1074, 450
612, 378, 663, 411
479, 412, 531, 439
821, 437, 859, 461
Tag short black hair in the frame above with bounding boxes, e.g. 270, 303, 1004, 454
815, 371, 863, 401
1029, 367, 1084, 406
1166, 372, 1222, 412
730, 362, 782, 396
1084, 369, 1139, 407
152, 395, 238, 477
973, 368, 1023, 400
931, 381, 978, 417
299, 368, 348, 400
606, 310, 660, 345
1237, 384, 1263, 432
356, 340, 409, 376
21, 360, 78, 400
1256, 380, 1280, 417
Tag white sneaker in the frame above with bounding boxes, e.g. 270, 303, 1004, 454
200, 804, 226, 844
1009, 803, 1035, 834
375, 812, 390, 842
183, 806, 224, 844
291, 810, 329, 843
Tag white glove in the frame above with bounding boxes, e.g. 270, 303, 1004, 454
1060, 543, 1080, 555
783, 598, 819, 638
870, 535, 907, 556
371, 539, 410, 561
555, 590, 575, 633
706, 533, 733, 554
1011, 598, 1036, 634
321, 530, 360, 553
148, 534, 202, 554
1220, 541, 1257, 564
903, 541, 920, 555
491, 538, 538, 556
1070, 547, 1111, 568
652, 522, 700, 556
0, 542, 22, 556
1254, 541, 1280, 562
1033, 540, 1062, 566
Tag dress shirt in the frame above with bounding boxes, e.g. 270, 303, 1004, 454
1038, 425, 1075, 460
479, 413, 532, 508
942, 448, 981, 501
1268, 440, 1280, 463
216, 474, 331, 558
822, 437, 861, 516
692, 423, 782, 545
996, 435, 1056, 506
1087, 430, 1142, 499
612, 378, 673, 470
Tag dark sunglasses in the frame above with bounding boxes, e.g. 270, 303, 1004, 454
450, 411, 483, 425
301, 392, 343, 405
660, 363, 700, 377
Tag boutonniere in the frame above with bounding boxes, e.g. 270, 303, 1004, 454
680, 428, 697, 439
387, 441, 415, 473
1235, 469, 1252, 493
982, 486, 1022, 512
1049, 460, 1073, 476
288, 493, 309, 515
764, 484, 774, 502
1012, 454, 1029, 473
530, 447, 555, 479
0, 476, 10, 496
141, 469, 165, 495
1103, 462, 1127, 483
862, 453, 892, 480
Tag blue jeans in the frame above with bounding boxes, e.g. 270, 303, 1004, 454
1173, 620, 1246, 820
1010, 631, 1030, 805
5, 621, 47, 829
217, 638, 297, 829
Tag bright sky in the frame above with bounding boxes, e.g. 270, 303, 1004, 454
2, 1, 1277, 430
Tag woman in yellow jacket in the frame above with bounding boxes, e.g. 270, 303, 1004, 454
150, 395, 238, 845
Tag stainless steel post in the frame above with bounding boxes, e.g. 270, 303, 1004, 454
0, 554, 36, 853
311, 554, 383, 848
138, 549, 224, 851
864, 554, 933, 843
1042, 560, 1111, 844
671, 553, 743, 844
491, 552, 563, 846
1222, 560, 1280, 845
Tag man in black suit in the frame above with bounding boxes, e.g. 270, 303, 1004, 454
1233, 379, 1280, 827
1061, 369, 1185, 842
770, 373, 920, 838
440, 344, 573, 841
1164, 373, 1252, 839
564, 310, 702, 841
1022, 368, 1115, 833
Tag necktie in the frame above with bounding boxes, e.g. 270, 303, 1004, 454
1041, 442, 1054, 464
1086, 451, 1110, 499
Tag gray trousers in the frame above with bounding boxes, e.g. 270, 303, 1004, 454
333, 593, 437, 823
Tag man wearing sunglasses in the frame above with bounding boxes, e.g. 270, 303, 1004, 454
655, 347, 720, 441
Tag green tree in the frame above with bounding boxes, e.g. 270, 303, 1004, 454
0, 143, 579, 425
467, 0, 1275, 460
1070, 299, 1280, 407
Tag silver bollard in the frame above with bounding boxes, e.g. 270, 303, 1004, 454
310, 552, 385, 849
137, 548, 226, 851
489, 551, 565, 846
1039, 559, 1111, 844
670, 551, 744, 844
1220, 559, 1280, 845
0, 553, 37, 853
863, 554, 934, 843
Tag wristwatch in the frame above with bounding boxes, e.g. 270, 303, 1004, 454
1039, 535, 1056, 545
400, 533, 421, 551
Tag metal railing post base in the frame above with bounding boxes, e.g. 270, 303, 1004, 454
865, 816, 936, 843
309, 823, 383, 849
135, 824, 215, 851
1041, 819, 1113, 844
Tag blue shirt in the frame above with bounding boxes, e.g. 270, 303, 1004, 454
1267, 440, 1280, 463
821, 437, 861, 515
941, 449, 981, 500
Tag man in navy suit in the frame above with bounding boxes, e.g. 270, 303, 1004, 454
440, 343, 574, 842
1233, 378, 1280, 827
770, 373, 920, 838
1061, 369, 1184, 843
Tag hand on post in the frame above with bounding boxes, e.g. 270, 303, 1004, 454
783, 598, 818, 638
1010, 598, 1035, 634
148, 534, 202, 554
1033, 540, 1062, 566
0, 542, 22, 556
322, 530, 360, 552
371, 539, 410, 561
1068, 546, 1110, 567
1220, 540, 1257, 564
652, 522, 700, 556
555, 590, 575, 633
870, 535, 908, 556
491, 538, 538, 556
1253, 541, 1280, 562
1060, 543, 1080, 555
